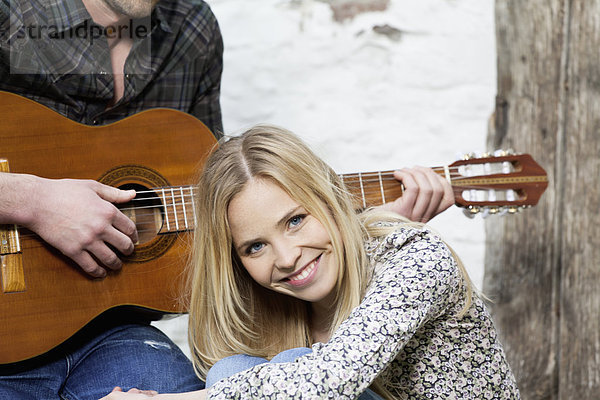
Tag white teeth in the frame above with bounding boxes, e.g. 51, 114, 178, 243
289, 260, 316, 282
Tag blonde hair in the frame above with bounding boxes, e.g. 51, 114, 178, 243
186, 125, 472, 398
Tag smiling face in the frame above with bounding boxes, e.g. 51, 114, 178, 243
228, 178, 340, 308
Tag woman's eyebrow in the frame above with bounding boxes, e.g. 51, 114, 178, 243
234, 206, 304, 254
276, 206, 303, 227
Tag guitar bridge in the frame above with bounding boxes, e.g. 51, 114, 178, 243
0, 159, 26, 293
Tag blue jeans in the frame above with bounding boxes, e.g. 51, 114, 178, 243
0, 324, 203, 400
206, 347, 383, 399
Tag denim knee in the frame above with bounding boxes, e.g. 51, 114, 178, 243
270, 347, 312, 363
64, 324, 203, 398
205, 354, 268, 388
205, 347, 311, 389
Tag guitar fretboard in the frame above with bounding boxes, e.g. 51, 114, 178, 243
152, 171, 409, 233
141, 156, 546, 234
155, 186, 197, 234
339, 171, 403, 209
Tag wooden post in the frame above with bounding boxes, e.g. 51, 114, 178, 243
486, 1, 600, 398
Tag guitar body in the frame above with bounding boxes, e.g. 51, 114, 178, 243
0, 91, 217, 364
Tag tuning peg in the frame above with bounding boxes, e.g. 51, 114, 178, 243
462, 205, 481, 218
462, 208, 475, 219
507, 206, 519, 214
493, 149, 516, 157
497, 207, 509, 216
468, 205, 481, 214
484, 206, 511, 218
481, 151, 492, 158
462, 152, 477, 160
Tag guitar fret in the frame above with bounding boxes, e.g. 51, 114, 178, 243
190, 187, 197, 226
443, 165, 451, 183
358, 172, 366, 208
180, 187, 189, 230
170, 188, 179, 231
161, 189, 170, 232
378, 171, 386, 204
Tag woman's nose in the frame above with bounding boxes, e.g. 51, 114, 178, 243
273, 240, 301, 271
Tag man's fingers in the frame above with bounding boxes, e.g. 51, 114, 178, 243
102, 225, 136, 256
393, 169, 418, 218
87, 241, 124, 271
396, 168, 432, 221
418, 166, 455, 215
407, 172, 433, 222
394, 167, 450, 222
111, 208, 139, 246
96, 182, 139, 246
438, 173, 455, 212
95, 182, 136, 204
414, 166, 444, 221
71, 251, 107, 278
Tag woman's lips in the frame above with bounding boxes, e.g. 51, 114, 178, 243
283, 255, 321, 287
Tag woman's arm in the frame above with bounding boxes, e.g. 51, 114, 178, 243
206, 226, 464, 399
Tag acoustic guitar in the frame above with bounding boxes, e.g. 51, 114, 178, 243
0, 91, 548, 364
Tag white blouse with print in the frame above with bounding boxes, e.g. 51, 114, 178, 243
207, 225, 520, 399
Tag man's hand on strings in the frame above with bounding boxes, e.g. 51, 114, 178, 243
379, 166, 454, 223
17, 175, 138, 277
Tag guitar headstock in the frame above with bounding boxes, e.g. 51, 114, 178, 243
447, 150, 548, 217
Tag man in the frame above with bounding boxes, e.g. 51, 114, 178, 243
0, 0, 222, 398
0, 0, 222, 278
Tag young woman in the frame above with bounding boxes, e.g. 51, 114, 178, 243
103, 125, 519, 399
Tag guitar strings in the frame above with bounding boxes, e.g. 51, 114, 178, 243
127, 164, 508, 199
14, 165, 518, 240
126, 167, 484, 200
121, 170, 508, 214
126, 166, 472, 192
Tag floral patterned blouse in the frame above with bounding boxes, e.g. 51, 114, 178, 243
207, 225, 520, 399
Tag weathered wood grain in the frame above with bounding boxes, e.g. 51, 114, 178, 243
487, 1, 600, 398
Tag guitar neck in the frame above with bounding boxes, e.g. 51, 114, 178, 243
146, 171, 405, 236
152, 169, 421, 234
339, 170, 403, 209
147, 153, 549, 235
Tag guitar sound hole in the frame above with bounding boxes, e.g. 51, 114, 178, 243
117, 183, 163, 245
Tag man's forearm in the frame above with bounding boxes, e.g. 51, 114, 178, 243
0, 172, 40, 226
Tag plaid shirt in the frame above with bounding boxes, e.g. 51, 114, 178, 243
0, 0, 223, 134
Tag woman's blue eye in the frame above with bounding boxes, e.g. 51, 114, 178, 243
289, 215, 305, 228
248, 242, 264, 254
